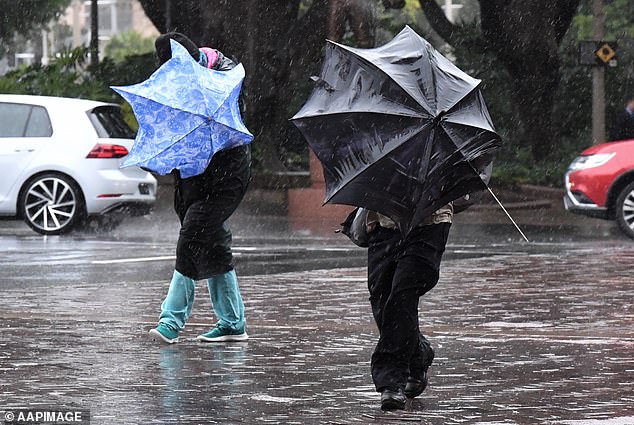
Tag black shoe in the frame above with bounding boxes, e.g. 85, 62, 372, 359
380, 387, 406, 410
403, 372, 428, 399
406, 340, 434, 399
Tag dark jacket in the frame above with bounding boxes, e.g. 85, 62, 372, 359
610, 109, 634, 141
172, 48, 238, 194
174, 144, 251, 279
211, 51, 237, 71
172, 50, 251, 280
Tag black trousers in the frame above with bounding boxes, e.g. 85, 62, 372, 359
367, 222, 451, 392
173, 145, 251, 280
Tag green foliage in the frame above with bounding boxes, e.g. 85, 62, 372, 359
568, 0, 634, 120
430, 1, 633, 187
555, 0, 634, 169
93, 53, 157, 90
0, 46, 157, 129
104, 31, 156, 63
573, 0, 634, 39
0, 47, 110, 100
92, 52, 157, 128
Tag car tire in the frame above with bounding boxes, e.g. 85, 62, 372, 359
19, 173, 86, 235
615, 181, 634, 240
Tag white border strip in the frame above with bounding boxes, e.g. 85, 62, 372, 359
91, 256, 176, 265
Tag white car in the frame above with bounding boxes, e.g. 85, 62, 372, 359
0, 94, 157, 235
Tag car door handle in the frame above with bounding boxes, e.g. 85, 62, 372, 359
14, 149, 35, 152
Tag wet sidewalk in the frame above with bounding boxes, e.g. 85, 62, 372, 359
1, 242, 633, 424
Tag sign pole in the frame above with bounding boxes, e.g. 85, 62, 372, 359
592, 0, 606, 144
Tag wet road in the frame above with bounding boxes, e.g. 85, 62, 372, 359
1, 200, 633, 423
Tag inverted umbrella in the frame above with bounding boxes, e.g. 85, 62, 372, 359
291, 26, 502, 234
111, 39, 253, 178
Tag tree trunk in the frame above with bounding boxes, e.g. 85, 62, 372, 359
139, 0, 205, 43
137, 0, 328, 172
420, 0, 580, 161
483, 0, 584, 159
511, 64, 560, 159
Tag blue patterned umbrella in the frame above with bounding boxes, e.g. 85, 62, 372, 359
111, 40, 253, 178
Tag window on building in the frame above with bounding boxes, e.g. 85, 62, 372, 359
86, 0, 134, 37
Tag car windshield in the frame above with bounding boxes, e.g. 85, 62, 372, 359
88, 105, 136, 139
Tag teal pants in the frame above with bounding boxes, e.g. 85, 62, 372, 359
158, 269, 246, 332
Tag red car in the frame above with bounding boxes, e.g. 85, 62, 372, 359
564, 139, 634, 239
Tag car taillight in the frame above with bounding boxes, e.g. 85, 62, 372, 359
86, 143, 129, 158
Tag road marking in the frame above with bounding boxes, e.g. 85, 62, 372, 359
91, 255, 176, 264
91, 252, 247, 265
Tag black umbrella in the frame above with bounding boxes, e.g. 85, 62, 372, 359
291, 26, 502, 234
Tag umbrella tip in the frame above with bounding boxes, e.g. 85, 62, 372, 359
433, 110, 448, 126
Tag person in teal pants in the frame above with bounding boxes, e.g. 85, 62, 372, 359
148, 32, 250, 344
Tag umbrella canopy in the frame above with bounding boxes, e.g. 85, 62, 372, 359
112, 40, 253, 178
291, 26, 501, 234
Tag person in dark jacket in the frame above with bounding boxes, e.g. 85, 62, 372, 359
148, 32, 251, 344
344, 205, 452, 410
609, 96, 634, 141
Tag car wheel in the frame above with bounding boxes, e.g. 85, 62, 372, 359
615, 181, 634, 240
19, 173, 86, 235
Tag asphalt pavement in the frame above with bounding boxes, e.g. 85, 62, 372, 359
0, 185, 633, 424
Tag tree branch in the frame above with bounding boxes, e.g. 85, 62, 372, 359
553, 0, 581, 43
138, 0, 166, 34
417, 0, 460, 45
478, 0, 507, 53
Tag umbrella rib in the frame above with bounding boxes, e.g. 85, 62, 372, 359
294, 110, 425, 120
404, 28, 482, 114
196, 63, 246, 119
461, 156, 529, 243
211, 119, 252, 138
211, 76, 244, 118
450, 84, 485, 115
442, 113, 494, 132
439, 125, 501, 156
405, 29, 438, 113
137, 119, 251, 167
323, 123, 431, 204
135, 121, 207, 165
327, 40, 433, 114
118, 90, 213, 120
330, 38, 483, 117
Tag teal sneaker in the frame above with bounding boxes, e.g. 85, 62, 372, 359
148, 323, 179, 344
196, 326, 248, 342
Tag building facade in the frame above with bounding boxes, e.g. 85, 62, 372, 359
0, 0, 158, 74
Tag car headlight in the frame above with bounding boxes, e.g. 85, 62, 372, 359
568, 153, 615, 171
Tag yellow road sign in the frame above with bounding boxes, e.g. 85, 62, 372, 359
595, 43, 616, 63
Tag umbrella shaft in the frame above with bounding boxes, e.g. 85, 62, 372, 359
486, 187, 530, 243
